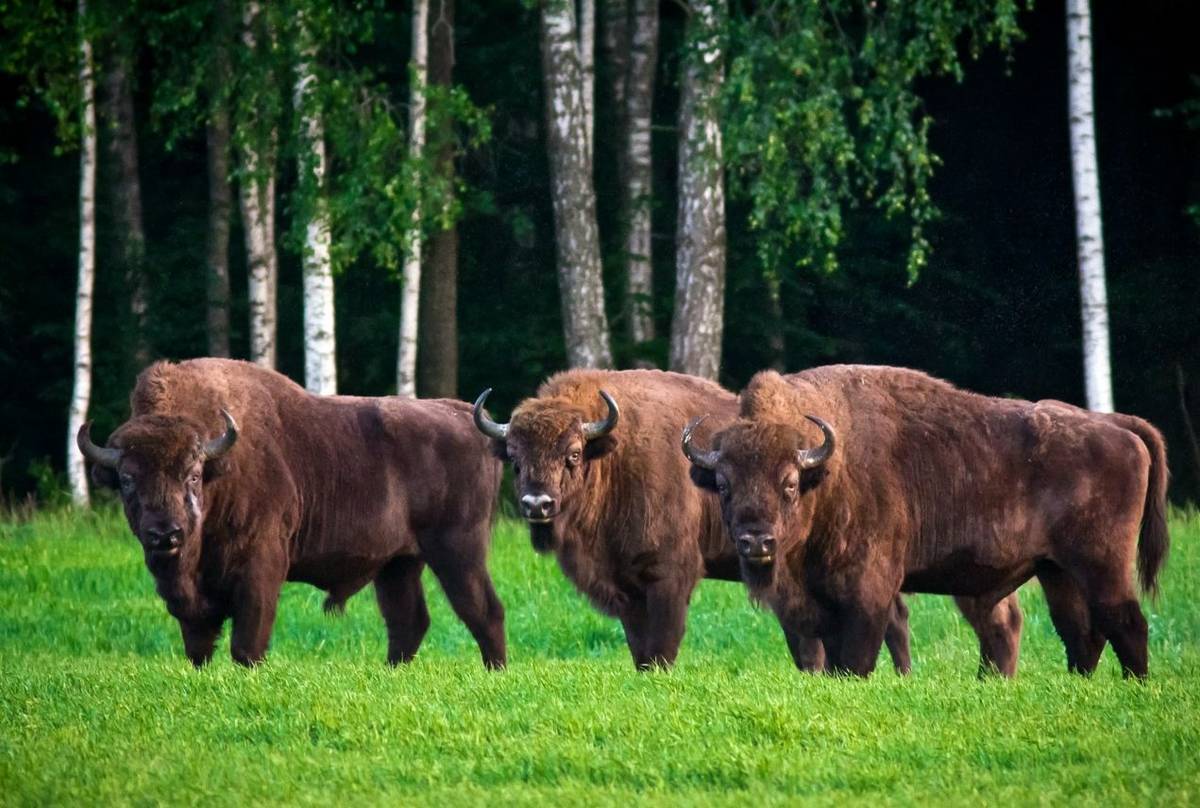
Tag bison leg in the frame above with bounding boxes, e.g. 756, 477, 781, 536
953, 593, 1023, 678
1037, 563, 1106, 675
619, 608, 650, 668
825, 602, 889, 677
179, 616, 223, 668
883, 596, 912, 675
374, 556, 430, 665
782, 622, 827, 673
634, 580, 692, 671
1090, 599, 1149, 679
428, 555, 507, 670
230, 574, 283, 667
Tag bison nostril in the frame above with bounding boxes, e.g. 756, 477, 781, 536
736, 537, 753, 554
761, 537, 776, 554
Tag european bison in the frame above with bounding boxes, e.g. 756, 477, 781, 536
77, 358, 506, 668
683, 365, 1169, 678
473, 369, 1008, 674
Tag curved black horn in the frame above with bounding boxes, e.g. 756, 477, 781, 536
681, 415, 720, 471
472, 388, 510, 441
582, 390, 620, 441
76, 422, 121, 469
202, 409, 239, 460
796, 415, 835, 469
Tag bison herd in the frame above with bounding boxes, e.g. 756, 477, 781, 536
77, 358, 1169, 679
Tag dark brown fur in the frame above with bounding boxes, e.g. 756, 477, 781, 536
688, 366, 1168, 678
488, 369, 913, 673
88, 358, 506, 668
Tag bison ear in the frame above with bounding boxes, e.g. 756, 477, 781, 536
90, 463, 118, 490
583, 433, 617, 461
799, 466, 829, 494
489, 439, 509, 461
689, 465, 718, 492
202, 455, 233, 482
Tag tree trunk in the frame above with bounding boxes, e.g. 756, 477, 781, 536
68, 0, 96, 507
669, 0, 726, 381
418, 0, 458, 399
540, 0, 613, 369
397, 0, 429, 397
600, 0, 628, 156
294, 13, 337, 394
1067, 0, 1113, 412
205, 0, 232, 358
623, 0, 657, 361
764, 271, 785, 371
237, 0, 278, 369
579, 0, 595, 161
101, 43, 150, 369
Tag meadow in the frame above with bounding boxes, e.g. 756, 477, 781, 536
1, 506, 1198, 806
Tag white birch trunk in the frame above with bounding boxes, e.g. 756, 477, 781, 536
1067, 0, 1113, 413
238, 0, 278, 369
68, 0, 96, 506
397, 0, 429, 397
669, 0, 726, 380
541, 0, 613, 368
294, 18, 337, 395
624, 0, 657, 353
579, 0, 595, 161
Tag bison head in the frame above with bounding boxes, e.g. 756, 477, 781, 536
682, 414, 834, 579
473, 388, 618, 553
77, 410, 238, 565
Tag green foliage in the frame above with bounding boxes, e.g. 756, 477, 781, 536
722, 0, 1025, 282
0, 0, 88, 146
1, 508, 1199, 802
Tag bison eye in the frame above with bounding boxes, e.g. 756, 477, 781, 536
119, 473, 135, 494
188, 472, 201, 485
566, 449, 582, 467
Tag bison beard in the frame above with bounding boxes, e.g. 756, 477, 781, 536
685, 365, 1168, 679
79, 358, 506, 669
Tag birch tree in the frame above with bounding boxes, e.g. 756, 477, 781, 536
294, 12, 337, 395
68, 0, 97, 506
206, 0, 233, 358
237, 0, 279, 369
600, 0, 628, 142
624, 0, 658, 361
397, 0, 428, 397
579, 0, 595, 159
669, 0, 725, 380
418, 0, 459, 399
540, 0, 613, 368
1067, 0, 1113, 412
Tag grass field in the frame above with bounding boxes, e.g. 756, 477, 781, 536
1, 506, 1198, 805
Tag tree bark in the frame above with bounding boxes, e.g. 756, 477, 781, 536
1067, 0, 1113, 412
669, 0, 726, 381
68, 0, 96, 507
294, 13, 337, 394
540, 0, 613, 369
579, 0, 595, 161
623, 0, 657, 360
397, 0, 429, 397
600, 0, 628, 151
418, 0, 458, 399
101, 41, 150, 369
205, 0, 233, 358
237, 0, 278, 369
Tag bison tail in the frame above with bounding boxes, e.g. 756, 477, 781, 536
1115, 414, 1171, 597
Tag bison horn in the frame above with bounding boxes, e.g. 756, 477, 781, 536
202, 409, 239, 460
473, 389, 510, 441
796, 415, 835, 469
76, 422, 121, 469
582, 390, 620, 441
681, 415, 720, 471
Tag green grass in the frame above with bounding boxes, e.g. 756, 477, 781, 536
1, 508, 1198, 805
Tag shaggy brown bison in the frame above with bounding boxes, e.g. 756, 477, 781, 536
473, 369, 1010, 674
77, 358, 506, 668
683, 365, 1169, 678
